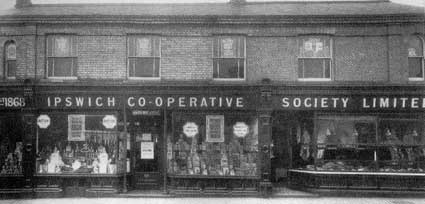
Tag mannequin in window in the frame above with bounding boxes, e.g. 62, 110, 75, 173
403, 129, 418, 161
300, 129, 311, 161
385, 128, 402, 161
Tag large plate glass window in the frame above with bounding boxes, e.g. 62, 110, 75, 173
4, 41, 16, 79
213, 36, 245, 79
313, 116, 377, 171
36, 114, 125, 175
127, 36, 160, 78
298, 36, 332, 81
407, 35, 424, 80
377, 118, 425, 172
47, 35, 77, 78
168, 112, 258, 177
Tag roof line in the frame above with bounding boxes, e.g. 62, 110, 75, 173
25, 0, 392, 7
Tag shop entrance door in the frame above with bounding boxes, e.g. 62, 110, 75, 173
131, 114, 163, 190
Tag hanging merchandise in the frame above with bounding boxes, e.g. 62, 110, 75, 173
300, 130, 311, 161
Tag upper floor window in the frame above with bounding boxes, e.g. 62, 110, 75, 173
298, 36, 332, 81
4, 41, 16, 79
47, 35, 77, 78
407, 35, 424, 81
127, 36, 160, 78
213, 36, 245, 80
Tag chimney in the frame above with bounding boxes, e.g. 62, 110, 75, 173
229, 0, 247, 5
15, 0, 32, 8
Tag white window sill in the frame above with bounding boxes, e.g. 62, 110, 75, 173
408, 77, 424, 81
47, 77, 78, 81
128, 77, 161, 80
5, 77, 16, 80
213, 78, 245, 81
298, 78, 332, 82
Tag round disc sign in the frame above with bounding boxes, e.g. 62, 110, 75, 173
102, 115, 117, 129
37, 115, 51, 129
183, 122, 198, 138
233, 122, 249, 138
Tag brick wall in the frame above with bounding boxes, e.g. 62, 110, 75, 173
161, 36, 212, 81
247, 37, 297, 82
0, 23, 423, 84
77, 36, 126, 79
334, 36, 388, 82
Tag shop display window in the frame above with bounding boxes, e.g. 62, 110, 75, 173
377, 118, 425, 172
0, 116, 23, 175
36, 114, 124, 174
168, 112, 258, 177
310, 116, 377, 171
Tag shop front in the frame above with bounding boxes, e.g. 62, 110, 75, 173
122, 87, 263, 195
29, 85, 264, 197
33, 91, 127, 197
270, 86, 425, 191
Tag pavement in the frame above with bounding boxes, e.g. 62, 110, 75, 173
1, 198, 425, 204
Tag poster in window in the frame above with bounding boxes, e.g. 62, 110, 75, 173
315, 42, 323, 52
6, 44, 16, 59
68, 115, 85, 141
304, 40, 313, 52
55, 37, 70, 56
137, 38, 152, 57
141, 142, 154, 159
206, 115, 224, 143
222, 38, 236, 58
408, 48, 417, 57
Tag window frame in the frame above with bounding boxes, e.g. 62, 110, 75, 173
297, 36, 333, 82
46, 35, 78, 80
407, 35, 425, 81
4, 40, 17, 79
127, 35, 161, 80
212, 36, 246, 81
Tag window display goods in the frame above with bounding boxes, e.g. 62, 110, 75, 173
168, 113, 259, 177
36, 114, 123, 174
297, 115, 425, 173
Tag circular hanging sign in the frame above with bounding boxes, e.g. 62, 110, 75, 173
102, 115, 117, 129
233, 122, 249, 138
37, 115, 51, 129
183, 122, 198, 138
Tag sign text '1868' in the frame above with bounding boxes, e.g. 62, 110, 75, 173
0, 97, 25, 108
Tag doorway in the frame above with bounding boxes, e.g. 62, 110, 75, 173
130, 113, 163, 190
271, 112, 314, 186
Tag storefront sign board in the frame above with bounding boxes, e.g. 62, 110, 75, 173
40, 95, 253, 109
274, 96, 425, 111
0, 97, 25, 109
141, 142, 154, 159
